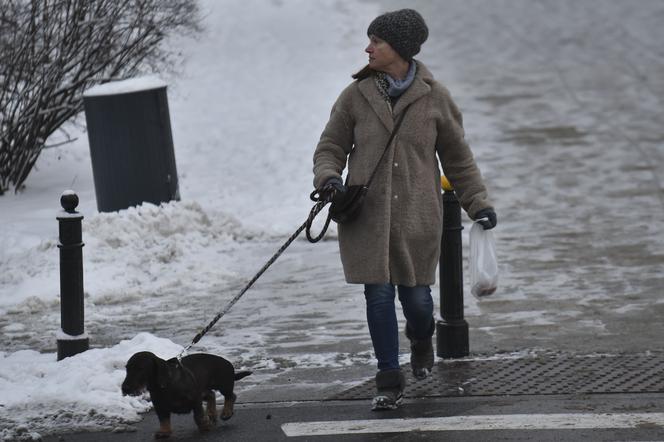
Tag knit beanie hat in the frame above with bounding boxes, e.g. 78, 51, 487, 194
367, 9, 428, 61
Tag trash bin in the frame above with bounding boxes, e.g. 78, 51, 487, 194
83, 77, 180, 213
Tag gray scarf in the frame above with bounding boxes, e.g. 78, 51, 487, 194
374, 61, 417, 105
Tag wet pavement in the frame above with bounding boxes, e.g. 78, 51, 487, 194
409, 0, 664, 355
44, 390, 664, 442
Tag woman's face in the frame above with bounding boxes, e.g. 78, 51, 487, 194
365, 35, 402, 72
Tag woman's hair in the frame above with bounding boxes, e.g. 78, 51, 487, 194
352, 64, 375, 81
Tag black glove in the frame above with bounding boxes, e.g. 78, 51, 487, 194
321, 177, 346, 202
474, 208, 497, 230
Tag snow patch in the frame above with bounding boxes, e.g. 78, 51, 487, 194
83, 76, 167, 97
0, 333, 179, 441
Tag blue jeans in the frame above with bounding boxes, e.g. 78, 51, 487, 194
364, 284, 434, 371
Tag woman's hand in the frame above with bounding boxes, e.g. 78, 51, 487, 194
474, 208, 497, 230
320, 177, 347, 203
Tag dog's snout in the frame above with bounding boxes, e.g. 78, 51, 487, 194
121, 381, 130, 396
121, 377, 141, 396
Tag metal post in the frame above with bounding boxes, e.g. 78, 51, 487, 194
436, 177, 469, 358
56, 190, 89, 360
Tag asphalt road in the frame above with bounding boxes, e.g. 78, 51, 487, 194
44, 393, 664, 441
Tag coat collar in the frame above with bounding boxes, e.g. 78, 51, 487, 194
358, 76, 394, 131
357, 60, 433, 132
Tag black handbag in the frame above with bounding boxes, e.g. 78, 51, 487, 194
327, 104, 411, 224
328, 184, 369, 223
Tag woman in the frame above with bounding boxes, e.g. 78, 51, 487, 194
313, 9, 496, 410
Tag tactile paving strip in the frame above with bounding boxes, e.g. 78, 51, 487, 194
331, 355, 664, 400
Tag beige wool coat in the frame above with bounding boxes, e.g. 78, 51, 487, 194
313, 60, 492, 287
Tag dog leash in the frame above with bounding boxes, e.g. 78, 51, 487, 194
177, 197, 332, 360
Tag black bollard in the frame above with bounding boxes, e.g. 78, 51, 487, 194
436, 177, 469, 358
56, 191, 89, 360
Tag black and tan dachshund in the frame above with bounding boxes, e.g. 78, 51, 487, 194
121, 351, 251, 439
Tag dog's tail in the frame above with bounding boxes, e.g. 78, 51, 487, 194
235, 370, 252, 381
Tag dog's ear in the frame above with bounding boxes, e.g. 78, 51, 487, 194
154, 357, 170, 389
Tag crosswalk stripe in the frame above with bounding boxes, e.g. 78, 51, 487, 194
281, 412, 664, 437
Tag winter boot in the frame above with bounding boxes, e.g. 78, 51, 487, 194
406, 319, 435, 380
371, 369, 406, 411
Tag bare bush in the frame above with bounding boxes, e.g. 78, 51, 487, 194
0, 0, 200, 194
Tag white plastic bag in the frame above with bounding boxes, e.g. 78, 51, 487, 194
469, 221, 498, 297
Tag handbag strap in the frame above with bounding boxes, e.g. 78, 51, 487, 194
364, 103, 412, 189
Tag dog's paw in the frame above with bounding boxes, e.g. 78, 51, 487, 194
196, 416, 213, 432
220, 410, 234, 421
154, 430, 172, 439
221, 397, 235, 421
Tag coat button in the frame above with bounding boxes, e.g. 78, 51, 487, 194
394, 195, 398, 199
394, 162, 398, 167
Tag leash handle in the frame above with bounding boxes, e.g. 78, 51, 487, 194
305, 200, 331, 243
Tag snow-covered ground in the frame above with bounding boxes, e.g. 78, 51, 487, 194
2, 0, 664, 439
